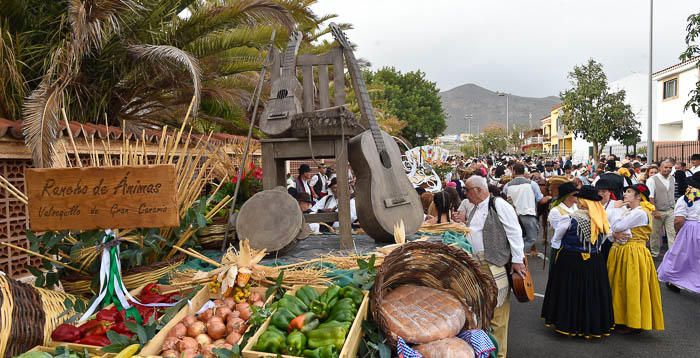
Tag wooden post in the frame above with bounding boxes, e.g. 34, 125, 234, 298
332, 48, 345, 106
261, 142, 277, 190
334, 138, 353, 249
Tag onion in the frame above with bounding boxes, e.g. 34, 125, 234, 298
225, 311, 240, 323
235, 302, 249, 312
182, 316, 198, 327
252, 300, 264, 308
181, 349, 199, 358
207, 319, 227, 340
195, 333, 212, 346
215, 307, 232, 319
238, 306, 252, 321
178, 337, 198, 352
225, 332, 241, 345
200, 343, 214, 358
162, 337, 179, 351
168, 323, 187, 338
223, 297, 236, 309
227, 318, 245, 335
213, 339, 225, 346
161, 350, 178, 358
199, 309, 214, 322
187, 321, 206, 338
250, 292, 262, 302
213, 299, 225, 307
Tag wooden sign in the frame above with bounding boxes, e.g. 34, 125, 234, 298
25, 165, 179, 231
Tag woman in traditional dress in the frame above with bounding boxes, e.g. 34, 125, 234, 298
541, 185, 614, 338
607, 184, 664, 333
657, 172, 700, 294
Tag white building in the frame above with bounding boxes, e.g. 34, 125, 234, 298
652, 57, 700, 141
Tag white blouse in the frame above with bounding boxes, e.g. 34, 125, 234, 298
674, 197, 700, 222
612, 207, 649, 233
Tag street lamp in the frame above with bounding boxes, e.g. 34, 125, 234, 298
497, 92, 509, 136
464, 113, 473, 137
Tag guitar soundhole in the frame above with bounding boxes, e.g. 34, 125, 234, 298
379, 151, 392, 169
276, 89, 288, 99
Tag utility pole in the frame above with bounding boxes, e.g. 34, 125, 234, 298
646, 0, 654, 164
464, 113, 473, 137
497, 92, 510, 135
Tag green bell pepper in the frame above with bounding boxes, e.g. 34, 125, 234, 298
327, 308, 355, 323
340, 286, 364, 306
310, 285, 341, 319
306, 321, 350, 350
253, 329, 286, 354
278, 294, 309, 316
295, 285, 320, 306
302, 345, 338, 358
286, 330, 308, 356
270, 307, 297, 331
330, 298, 357, 314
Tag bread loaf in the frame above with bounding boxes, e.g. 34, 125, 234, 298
415, 337, 475, 358
379, 284, 466, 344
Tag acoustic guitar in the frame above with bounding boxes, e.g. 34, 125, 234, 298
330, 24, 423, 242
510, 256, 535, 302
259, 31, 303, 137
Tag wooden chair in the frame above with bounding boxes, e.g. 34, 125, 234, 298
261, 47, 362, 249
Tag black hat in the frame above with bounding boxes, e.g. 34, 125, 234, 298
299, 164, 311, 174
329, 177, 338, 187
627, 183, 651, 200
574, 185, 602, 201
545, 161, 553, 167
295, 192, 313, 204
691, 153, 700, 161
555, 182, 578, 201
687, 171, 700, 189
606, 159, 617, 171
594, 178, 615, 191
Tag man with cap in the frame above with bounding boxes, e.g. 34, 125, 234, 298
546, 182, 578, 271
310, 178, 358, 232
295, 192, 314, 214
543, 162, 557, 178
294, 164, 317, 201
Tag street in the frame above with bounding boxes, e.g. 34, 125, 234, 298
508, 255, 700, 357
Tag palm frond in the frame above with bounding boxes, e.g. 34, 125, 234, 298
22, 79, 64, 167
127, 44, 202, 117
184, 26, 274, 58
0, 24, 27, 119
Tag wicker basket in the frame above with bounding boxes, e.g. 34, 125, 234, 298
370, 241, 497, 348
0, 274, 85, 358
61, 258, 183, 296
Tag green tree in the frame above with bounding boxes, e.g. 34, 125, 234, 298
364, 67, 446, 146
559, 59, 636, 164
680, 10, 700, 116
0, 0, 325, 166
476, 125, 508, 154
460, 141, 479, 157
509, 124, 526, 153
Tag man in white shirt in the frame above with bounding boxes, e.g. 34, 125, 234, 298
453, 175, 525, 358
547, 182, 578, 271
309, 164, 329, 199
647, 159, 677, 257
690, 154, 700, 174
502, 163, 550, 256
308, 178, 357, 232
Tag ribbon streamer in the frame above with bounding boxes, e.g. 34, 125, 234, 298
79, 230, 177, 324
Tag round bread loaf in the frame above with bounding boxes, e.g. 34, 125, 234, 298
415, 337, 475, 358
378, 284, 466, 344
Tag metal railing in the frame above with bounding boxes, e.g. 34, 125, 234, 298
523, 136, 544, 145
654, 141, 700, 162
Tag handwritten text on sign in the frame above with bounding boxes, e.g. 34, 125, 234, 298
26, 165, 179, 231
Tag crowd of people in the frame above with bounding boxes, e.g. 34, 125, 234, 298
284, 153, 700, 357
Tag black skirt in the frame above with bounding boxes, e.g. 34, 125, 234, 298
541, 249, 614, 338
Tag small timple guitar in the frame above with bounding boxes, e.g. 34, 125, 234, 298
330, 24, 423, 242
259, 31, 303, 137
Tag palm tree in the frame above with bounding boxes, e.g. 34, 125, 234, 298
0, 0, 329, 167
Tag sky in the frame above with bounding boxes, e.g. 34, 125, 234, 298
310, 0, 699, 98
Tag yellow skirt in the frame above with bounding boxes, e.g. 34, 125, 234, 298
607, 241, 664, 330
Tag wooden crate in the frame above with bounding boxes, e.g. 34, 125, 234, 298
242, 285, 369, 358
140, 286, 270, 357
29, 344, 111, 357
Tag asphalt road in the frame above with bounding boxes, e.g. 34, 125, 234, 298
508, 254, 700, 358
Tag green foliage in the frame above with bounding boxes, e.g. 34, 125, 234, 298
350, 255, 377, 290
213, 346, 242, 358
476, 126, 509, 154
103, 316, 158, 352
460, 141, 479, 157
359, 320, 391, 358
264, 271, 286, 301
559, 59, 637, 162
680, 10, 700, 116
364, 67, 447, 146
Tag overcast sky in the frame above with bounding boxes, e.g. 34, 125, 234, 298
311, 0, 699, 98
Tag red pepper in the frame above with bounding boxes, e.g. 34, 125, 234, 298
141, 283, 161, 296
110, 321, 131, 335
139, 293, 169, 304
51, 323, 82, 342
96, 308, 121, 323
79, 320, 111, 336
76, 334, 111, 346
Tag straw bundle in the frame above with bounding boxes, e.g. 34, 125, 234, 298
418, 222, 471, 235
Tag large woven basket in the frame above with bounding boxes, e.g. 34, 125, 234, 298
0, 274, 85, 358
370, 241, 497, 348
61, 258, 183, 296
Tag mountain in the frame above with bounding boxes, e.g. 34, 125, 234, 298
439, 83, 560, 135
